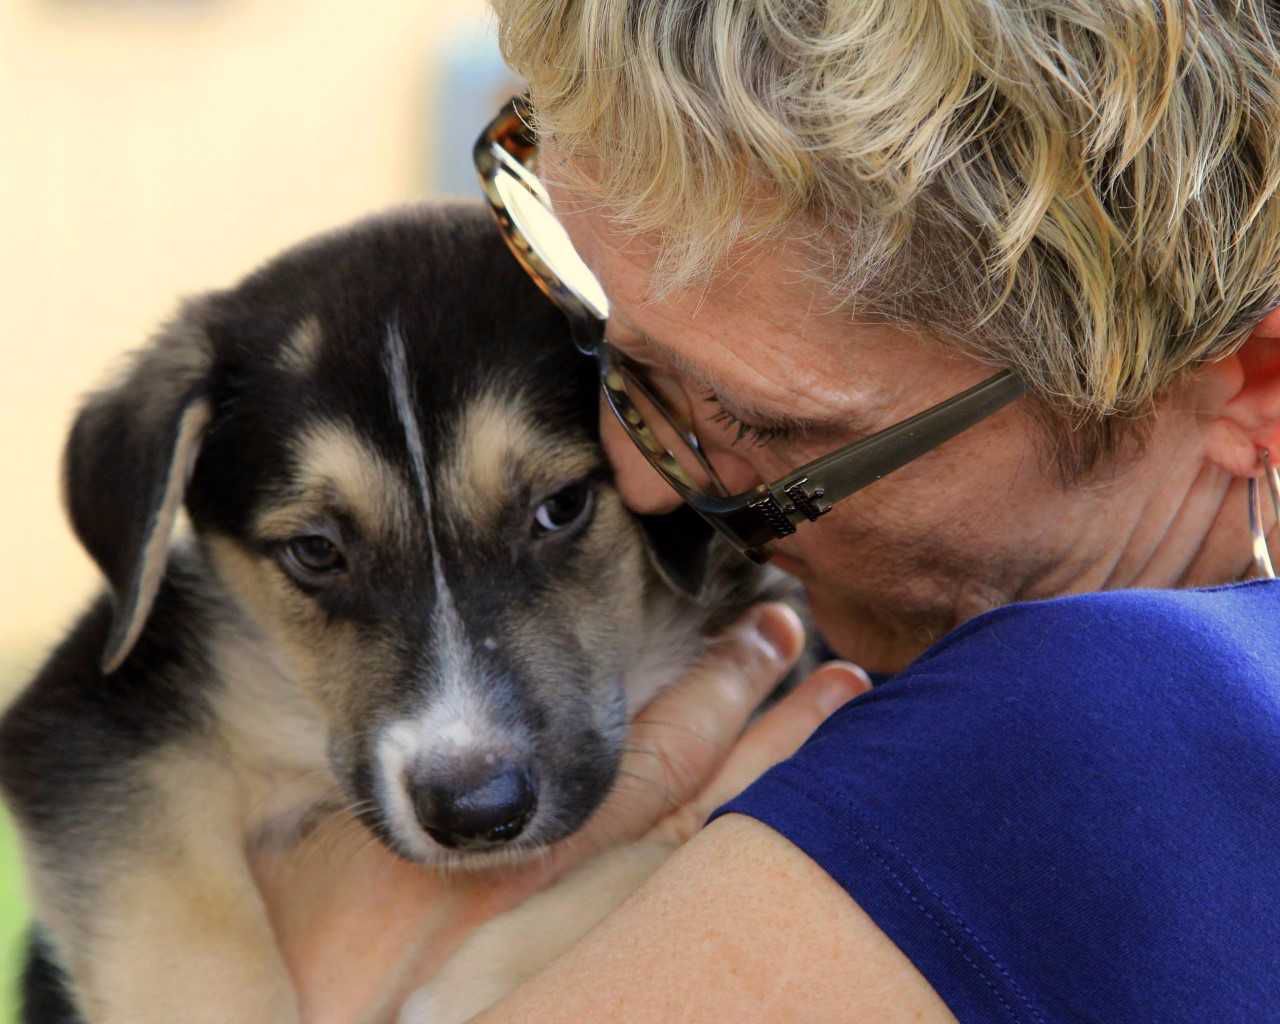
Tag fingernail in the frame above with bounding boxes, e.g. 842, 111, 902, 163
816, 664, 870, 715
748, 604, 796, 664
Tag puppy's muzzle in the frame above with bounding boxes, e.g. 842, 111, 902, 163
411, 760, 538, 849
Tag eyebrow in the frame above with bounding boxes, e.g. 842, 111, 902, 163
625, 329, 872, 440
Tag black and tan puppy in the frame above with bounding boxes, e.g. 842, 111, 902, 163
0, 205, 784, 1024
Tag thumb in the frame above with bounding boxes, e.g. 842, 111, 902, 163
658, 660, 872, 843
622, 601, 807, 817
559, 602, 806, 862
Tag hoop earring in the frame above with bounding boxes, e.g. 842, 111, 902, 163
1247, 448, 1280, 579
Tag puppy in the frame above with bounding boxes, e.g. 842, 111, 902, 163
0, 204, 791, 1024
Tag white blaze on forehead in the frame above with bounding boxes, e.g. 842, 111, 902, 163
382, 322, 476, 698
381, 319, 480, 742
382, 321, 432, 514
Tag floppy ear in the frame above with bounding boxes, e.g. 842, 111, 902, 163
64, 308, 216, 673
637, 505, 718, 601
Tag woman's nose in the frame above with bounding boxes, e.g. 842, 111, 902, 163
599, 397, 761, 513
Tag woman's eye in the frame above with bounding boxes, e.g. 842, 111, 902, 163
700, 389, 788, 448
281, 535, 347, 581
533, 481, 595, 536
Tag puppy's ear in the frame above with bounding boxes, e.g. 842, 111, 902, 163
637, 505, 717, 601
64, 306, 216, 673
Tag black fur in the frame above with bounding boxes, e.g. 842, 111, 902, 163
0, 560, 215, 868
20, 928, 82, 1024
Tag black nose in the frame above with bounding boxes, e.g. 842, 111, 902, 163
413, 765, 538, 849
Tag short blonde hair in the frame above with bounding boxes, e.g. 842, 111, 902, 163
492, 0, 1280, 466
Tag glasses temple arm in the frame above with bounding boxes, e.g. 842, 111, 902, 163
782, 371, 1027, 507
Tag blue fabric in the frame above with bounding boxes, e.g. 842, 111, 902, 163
713, 581, 1280, 1023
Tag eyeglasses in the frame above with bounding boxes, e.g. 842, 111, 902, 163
475, 95, 1026, 565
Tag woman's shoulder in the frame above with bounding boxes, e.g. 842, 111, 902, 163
716, 580, 1280, 1022
853, 578, 1280, 741
799, 578, 1280, 808
912, 577, 1280, 684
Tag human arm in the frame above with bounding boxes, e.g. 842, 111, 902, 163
472, 812, 957, 1023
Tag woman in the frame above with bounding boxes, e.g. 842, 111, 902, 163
263, 2, 1280, 1020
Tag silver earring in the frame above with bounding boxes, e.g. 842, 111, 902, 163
1247, 448, 1280, 579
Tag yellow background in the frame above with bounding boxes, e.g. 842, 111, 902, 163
0, 0, 511, 697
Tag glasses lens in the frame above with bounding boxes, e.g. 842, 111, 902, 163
493, 167, 610, 321
603, 362, 729, 498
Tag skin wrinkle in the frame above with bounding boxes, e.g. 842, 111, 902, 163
570, 169, 991, 440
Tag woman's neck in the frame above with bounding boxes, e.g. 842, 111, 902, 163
821, 460, 1276, 676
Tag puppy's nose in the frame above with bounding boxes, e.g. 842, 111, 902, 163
412, 764, 537, 848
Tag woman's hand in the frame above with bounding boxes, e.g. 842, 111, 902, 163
569, 602, 870, 855
252, 602, 870, 1024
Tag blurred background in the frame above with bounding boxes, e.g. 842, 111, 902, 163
0, 0, 519, 1013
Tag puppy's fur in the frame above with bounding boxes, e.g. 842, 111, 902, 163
0, 205, 789, 1024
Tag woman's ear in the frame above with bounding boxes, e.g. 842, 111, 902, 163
1201, 308, 1280, 477
1253, 307, 1280, 340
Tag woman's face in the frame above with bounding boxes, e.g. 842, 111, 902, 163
542, 160, 1179, 668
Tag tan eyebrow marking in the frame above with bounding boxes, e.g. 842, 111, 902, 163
276, 316, 324, 374
257, 421, 415, 542
440, 390, 600, 536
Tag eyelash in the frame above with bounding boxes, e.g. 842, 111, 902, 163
700, 390, 789, 448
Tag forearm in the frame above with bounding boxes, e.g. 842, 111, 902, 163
472, 816, 957, 1024
401, 841, 673, 1024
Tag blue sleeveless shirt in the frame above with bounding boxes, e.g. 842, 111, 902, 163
714, 581, 1280, 1022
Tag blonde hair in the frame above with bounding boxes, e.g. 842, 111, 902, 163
492, 0, 1280, 468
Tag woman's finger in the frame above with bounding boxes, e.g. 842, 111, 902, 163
560, 602, 805, 858
655, 661, 871, 844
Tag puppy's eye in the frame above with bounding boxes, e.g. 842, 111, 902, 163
280, 535, 347, 582
533, 481, 595, 536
